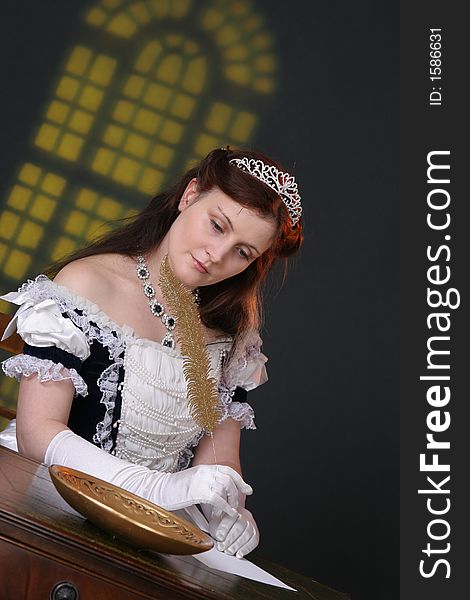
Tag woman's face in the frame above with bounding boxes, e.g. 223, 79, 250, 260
165, 179, 276, 289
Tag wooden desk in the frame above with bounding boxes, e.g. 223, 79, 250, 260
0, 446, 349, 599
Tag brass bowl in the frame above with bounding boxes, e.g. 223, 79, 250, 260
49, 465, 213, 555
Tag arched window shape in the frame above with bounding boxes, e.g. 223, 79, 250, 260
0, 0, 278, 285
90, 34, 208, 195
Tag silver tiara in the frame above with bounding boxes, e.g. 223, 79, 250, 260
229, 157, 302, 226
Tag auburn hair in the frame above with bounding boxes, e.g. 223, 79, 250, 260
47, 148, 303, 344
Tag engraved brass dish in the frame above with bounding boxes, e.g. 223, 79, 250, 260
49, 465, 213, 555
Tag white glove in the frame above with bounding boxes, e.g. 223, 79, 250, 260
202, 491, 260, 559
45, 430, 252, 516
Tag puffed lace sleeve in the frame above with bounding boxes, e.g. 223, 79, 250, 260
1, 280, 90, 396
218, 330, 268, 430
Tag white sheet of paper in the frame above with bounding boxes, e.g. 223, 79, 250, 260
192, 547, 297, 591
179, 506, 296, 591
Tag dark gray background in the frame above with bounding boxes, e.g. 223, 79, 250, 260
0, 2, 399, 599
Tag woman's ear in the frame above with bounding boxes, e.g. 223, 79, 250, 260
178, 178, 199, 212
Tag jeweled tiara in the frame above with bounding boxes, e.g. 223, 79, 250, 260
229, 157, 302, 226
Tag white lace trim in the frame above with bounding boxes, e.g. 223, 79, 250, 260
16, 275, 231, 358
2, 354, 88, 397
217, 383, 256, 430
222, 397, 256, 429
94, 362, 121, 451
215, 331, 264, 432
14, 276, 126, 451
222, 330, 267, 391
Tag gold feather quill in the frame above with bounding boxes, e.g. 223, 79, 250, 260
159, 255, 221, 432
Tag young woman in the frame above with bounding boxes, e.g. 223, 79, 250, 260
0, 147, 303, 559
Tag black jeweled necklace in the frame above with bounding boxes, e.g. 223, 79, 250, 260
135, 254, 199, 348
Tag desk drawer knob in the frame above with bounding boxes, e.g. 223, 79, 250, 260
50, 581, 79, 600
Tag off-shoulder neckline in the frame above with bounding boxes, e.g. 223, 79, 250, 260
33, 275, 233, 357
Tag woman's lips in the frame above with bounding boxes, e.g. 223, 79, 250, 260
192, 256, 208, 273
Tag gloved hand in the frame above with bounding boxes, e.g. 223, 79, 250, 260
208, 505, 259, 559
202, 490, 259, 559
45, 430, 252, 516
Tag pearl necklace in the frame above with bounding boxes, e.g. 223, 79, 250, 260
136, 254, 178, 348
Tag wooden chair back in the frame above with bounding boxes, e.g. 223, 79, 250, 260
0, 312, 23, 420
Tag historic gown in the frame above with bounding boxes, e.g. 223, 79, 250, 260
0, 275, 268, 471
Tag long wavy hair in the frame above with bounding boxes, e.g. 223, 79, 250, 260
47, 148, 303, 343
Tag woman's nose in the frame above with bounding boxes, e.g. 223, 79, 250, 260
207, 241, 228, 263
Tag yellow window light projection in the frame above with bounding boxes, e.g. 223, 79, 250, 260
35, 46, 116, 163
200, 0, 277, 94
89, 33, 208, 195
86, 0, 193, 35
55, 187, 135, 261
0, 0, 279, 411
0, 164, 66, 279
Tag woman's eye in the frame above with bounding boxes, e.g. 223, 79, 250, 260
210, 219, 224, 233
238, 248, 250, 260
